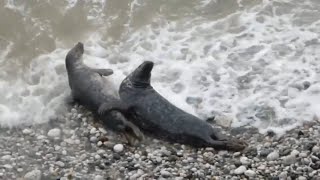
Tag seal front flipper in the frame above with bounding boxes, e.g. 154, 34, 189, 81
122, 121, 145, 146
98, 101, 128, 115
92, 68, 114, 76
122, 120, 144, 141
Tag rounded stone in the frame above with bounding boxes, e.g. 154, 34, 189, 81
90, 128, 97, 134
113, 144, 124, 153
97, 141, 103, 146
95, 154, 101, 160
234, 166, 247, 175
1, 155, 11, 160
267, 151, 279, 161
298, 176, 307, 180
90, 136, 98, 143
94, 175, 104, 180
160, 170, 171, 177
47, 128, 61, 138
244, 169, 256, 177
279, 171, 287, 179
312, 146, 320, 153
240, 157, 250, 165
233, 152, 241, 157
56, 161, 65, 167
283, 155, 296, 165
24, 170, 42, 180
299, 152, 308, 158
291, 150, 300, 156
134, 154, 140, 159
22, 129, 33, 135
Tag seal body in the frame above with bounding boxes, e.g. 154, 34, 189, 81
65, 42, 143, 143
117, 61, 246, 151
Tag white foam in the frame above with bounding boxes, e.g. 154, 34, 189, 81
1, 0, 320, 135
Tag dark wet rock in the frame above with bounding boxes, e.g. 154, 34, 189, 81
186, 97, 202, 105
297, 130, 304, 137
113, 154, 121, 161
233, 160, 242, 167
104, 160, 112, 166
305, 39, 319, 46
303, 141, 317, 151
303, 81, 311, 90
168, 155, 178, 162
279, 148, 291, 156
230, 127, 249, 136
245, 147, 258, 157
311, 162, 320, 170
206, 116, 215, 123
259, 149, 272, 157
288, 171, 299, 179
126, 162, 138, 171
266, 130, 276, 137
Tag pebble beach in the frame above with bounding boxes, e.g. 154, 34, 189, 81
1, 2, 320, 179
1, 104, 320, 180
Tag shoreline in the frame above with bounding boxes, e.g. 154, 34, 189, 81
0, 105, 320, 179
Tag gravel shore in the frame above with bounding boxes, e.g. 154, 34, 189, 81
1, 104, 320, 180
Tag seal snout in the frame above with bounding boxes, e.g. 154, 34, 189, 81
73, 42, 84, 55
75, 42, 84, 52
66, 42, 84, 61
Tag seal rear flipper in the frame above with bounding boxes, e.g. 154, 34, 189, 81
207, 136, 247, 151
98, 101, 129, 115
92, 68, 114, 76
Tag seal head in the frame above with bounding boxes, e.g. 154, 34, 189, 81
66, 42, 84, 69
129, 61, 154, 88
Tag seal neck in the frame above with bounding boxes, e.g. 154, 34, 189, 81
66, 58, 83, 71
132, 81, 151, 88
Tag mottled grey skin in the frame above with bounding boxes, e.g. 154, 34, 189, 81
65, 42, 143, 144
101, 61, 247, 151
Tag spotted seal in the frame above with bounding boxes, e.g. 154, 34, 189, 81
99, 61, 246, 151
65, 42, 143, 144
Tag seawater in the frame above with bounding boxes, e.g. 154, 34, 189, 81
1, 0, 320, 135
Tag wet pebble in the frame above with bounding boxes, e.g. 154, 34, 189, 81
240, 156, 250, 165
113, 144, 124, 153
244, 169, 256, 177
267, 151, 279, 161
234, 166, 246, 175
160, 170, 171, 177
47, 128, 61, 139
312, 146, 320, 153
24, 169, 42, 180
22, 129, 33, 135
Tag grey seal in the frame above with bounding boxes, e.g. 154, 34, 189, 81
65, 42, 144, 144
99, 61, 247, 151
